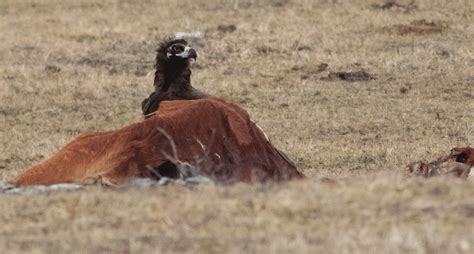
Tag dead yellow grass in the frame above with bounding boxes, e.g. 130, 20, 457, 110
0, 0, 473, 253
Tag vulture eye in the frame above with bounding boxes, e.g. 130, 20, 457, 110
171, 45, 184, 52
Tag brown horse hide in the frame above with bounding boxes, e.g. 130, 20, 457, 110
10, 98, 303, 186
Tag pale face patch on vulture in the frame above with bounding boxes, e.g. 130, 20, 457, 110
166, 43, 197, 60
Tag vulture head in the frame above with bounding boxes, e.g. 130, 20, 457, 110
156, 38, 197, 69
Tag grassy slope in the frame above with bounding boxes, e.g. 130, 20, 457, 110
0, 0, 473, 253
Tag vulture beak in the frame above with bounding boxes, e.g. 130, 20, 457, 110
187, 47, 197, 60
176, 46, 197, 60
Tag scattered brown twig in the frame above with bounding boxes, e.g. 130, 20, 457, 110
146, 164, 163, 179
157, 127, 179, 164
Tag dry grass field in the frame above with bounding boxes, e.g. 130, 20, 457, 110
0, 0, 473, 253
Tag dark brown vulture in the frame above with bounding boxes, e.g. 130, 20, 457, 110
141, 38, 208, 117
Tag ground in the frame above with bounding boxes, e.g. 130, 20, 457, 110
0, 0, 473, 253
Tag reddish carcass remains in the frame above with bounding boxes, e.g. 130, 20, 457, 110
405, 147, 473, 178
10, 98, 303, 186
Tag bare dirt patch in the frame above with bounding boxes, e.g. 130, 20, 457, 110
372, 0, 418, 13
320, 71, 376, 82
217, 24, 237, 34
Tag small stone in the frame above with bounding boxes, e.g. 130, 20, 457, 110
158, 177, 175, 186
184, 176, 213, 185
0, 182, 15, 191
120, 178, 156, 189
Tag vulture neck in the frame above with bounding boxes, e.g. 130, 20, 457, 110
154, 60, 192, 92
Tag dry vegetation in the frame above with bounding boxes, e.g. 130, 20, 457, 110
0, 0, 473, 253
